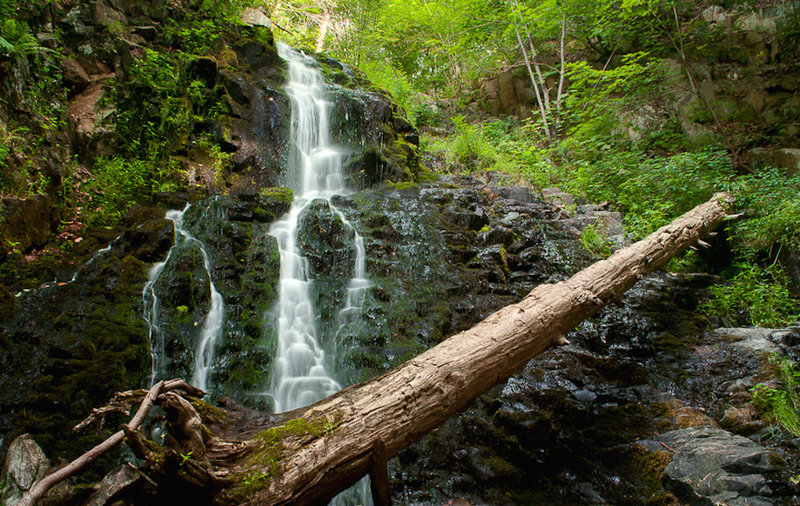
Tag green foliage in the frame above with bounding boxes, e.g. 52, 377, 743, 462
445, 115, 496, 172
567, 147, 733, 239
581, 223, 614, 257
360, 60, 437, 127
564, 52, 665, 144
752, 356, 800, 436
81, 157, 151, 227
701, 263, 799, 328
731, 169, 800, 252
162, 17, 224, 55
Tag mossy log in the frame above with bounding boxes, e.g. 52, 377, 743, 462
35, 193, 734, 505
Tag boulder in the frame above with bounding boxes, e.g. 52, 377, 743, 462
240, 7, 271, 28
702, 6, 727, 23
654, 426, 781, 504
747, 148, 800, 175
0, 195, 55, 254
713, 327, 784, 354
0, 434, 51, 506
59, 57, 91, 94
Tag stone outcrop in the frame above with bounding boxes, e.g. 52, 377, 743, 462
651, 426, 782, 504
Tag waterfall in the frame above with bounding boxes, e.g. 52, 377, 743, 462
142, 203, 225, 392
269, 42, 372, 505
269, 42, 371, 411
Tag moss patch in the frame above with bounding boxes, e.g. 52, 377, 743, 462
229, 414, 342, 497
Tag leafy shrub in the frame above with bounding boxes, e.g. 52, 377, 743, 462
701, 263, 799, 328
82, 157, 152, 227
580, 223, 615, 257
732, 168, 800, 252
570, 147, 733, 239
752, 356, 800, 436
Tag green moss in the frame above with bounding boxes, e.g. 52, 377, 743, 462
386, 180, 418, 191
190, 398, 232, 425
629, 448, 674, 501
230, 414, 342, 496
259, 186, 293, 203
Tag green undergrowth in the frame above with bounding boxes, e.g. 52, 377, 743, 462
701, 263, 799, 328
752, 356, 800, 437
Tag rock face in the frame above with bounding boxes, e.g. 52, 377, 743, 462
653, 426, 781, 504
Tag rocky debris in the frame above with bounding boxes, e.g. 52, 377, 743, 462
0, 434, 51, 506
650, 426, 782, 505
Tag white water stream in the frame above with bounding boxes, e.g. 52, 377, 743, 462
268, 43, 370, 414
142, 204, 224, 392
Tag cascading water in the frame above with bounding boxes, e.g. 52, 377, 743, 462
268, 42, 371, 414
269, 42, 372, 504
142, 204, 225, 392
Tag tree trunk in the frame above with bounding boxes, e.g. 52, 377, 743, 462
97, 193, 735, 505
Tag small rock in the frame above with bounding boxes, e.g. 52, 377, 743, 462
572, 389, 596, 404
90, 1, 127, 27
541, 187, 575, 208
60, 57, 91, 93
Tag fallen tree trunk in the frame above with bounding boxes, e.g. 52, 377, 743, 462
59, 192, 734, 505
185, 192, 731, 505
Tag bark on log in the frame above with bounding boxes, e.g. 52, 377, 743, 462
173, 192, 733, 505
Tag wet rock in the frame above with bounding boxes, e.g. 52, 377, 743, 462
124, 219, 174, 262
714, 327, 784, 355
654, 426, 781, 504
0, 434, 51, 506
239, 40, 278, 70
298, 199, 354, 279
